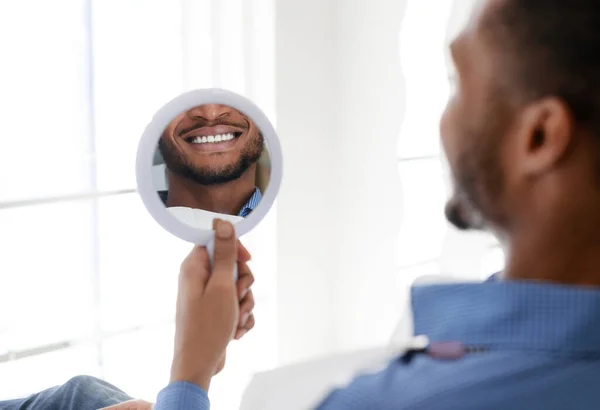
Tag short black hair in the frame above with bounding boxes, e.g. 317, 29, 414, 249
486, 0, 600, 134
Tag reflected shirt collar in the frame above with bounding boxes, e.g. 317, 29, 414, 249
238, 187, 261, 217
158, 187, 261, 217
411, 280, 600, 355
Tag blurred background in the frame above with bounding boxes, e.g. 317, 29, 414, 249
0, 0, 503, 408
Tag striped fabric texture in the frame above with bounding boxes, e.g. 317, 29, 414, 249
158, 187, 262, 217
237, 187, 262, 217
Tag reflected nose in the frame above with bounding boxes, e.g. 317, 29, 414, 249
187, 104, 232, 120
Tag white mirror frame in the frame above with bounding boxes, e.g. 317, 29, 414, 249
136, 88, 283, 244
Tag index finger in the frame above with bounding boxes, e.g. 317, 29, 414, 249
179, 245, 211, 297
237, 240, 251, 263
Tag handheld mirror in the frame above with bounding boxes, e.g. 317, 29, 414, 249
136, 88, 282, 279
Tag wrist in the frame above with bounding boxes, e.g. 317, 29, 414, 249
170, 375, 211, 392
170, 357, 215, 392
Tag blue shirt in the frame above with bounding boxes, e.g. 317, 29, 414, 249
158, 187, 262, 217
154, 279, 600, 409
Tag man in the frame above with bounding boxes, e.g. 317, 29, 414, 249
153, 0, 600, 408
5, 0, 600, 408
157, 103, 264, 217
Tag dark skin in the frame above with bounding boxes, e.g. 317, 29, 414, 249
159, 104, 264, 215
441, 0, 600, 286
166, 170, 255, 216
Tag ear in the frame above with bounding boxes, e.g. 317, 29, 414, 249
517, 97, 574, 177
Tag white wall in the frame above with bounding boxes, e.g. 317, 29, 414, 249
275, 0, 407, 364
330, 0, 406, 353
275, 0, 339, 364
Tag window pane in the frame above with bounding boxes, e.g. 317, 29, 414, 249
0, 1, 92, 202
92, 0, 184, 192
101, 325, 174, 402
0, 346, 100, 401
182, 0, 214, 89
0, 201, 96, 350
97, 193, 185, 332
215, 0, 245, 93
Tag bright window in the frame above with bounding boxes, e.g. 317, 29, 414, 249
0, 1, 276, 409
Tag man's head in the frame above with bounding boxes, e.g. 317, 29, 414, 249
159, 104, 264, 185
441, 0, 600, 234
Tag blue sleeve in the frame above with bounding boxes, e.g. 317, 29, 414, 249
153, 381, 210, 410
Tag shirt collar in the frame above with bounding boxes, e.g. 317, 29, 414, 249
158, 187, 261, 217
485, 272, 500, 282
238, 187, 261, 217
411, 281, 600, 356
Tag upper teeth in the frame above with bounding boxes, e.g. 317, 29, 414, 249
189, 133, 235, 144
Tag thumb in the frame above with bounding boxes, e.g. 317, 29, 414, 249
210, 219, 237, 286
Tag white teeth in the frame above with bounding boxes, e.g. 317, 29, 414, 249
190, 133, 235, 144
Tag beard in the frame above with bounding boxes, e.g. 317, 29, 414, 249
444, 97, 511, 231
158, 133, 264, 186
445, 192, 485, 231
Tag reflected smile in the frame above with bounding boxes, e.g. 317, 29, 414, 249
184, 132, 242, 145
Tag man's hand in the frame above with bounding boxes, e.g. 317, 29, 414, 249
170, 220, 255, 391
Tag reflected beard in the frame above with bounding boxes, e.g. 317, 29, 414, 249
159, 134, 264, 185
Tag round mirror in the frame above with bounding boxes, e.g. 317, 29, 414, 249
136, 88, 282, 245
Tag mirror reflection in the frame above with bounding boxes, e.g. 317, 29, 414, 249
152, 103, 270, 229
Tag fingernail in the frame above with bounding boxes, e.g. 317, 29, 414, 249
241, 288, 249, 299
240, 312, 250, 326
216, 221, 233, 239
